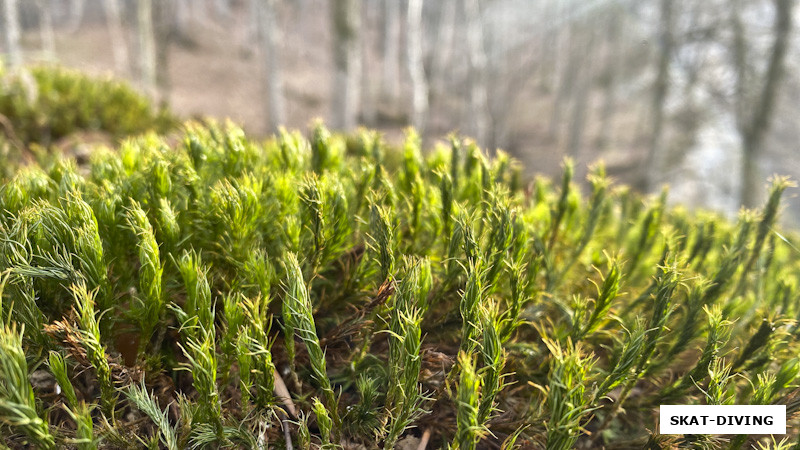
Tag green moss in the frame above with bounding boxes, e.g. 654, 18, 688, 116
0, 121, 798, 448
0, 65, 175, 146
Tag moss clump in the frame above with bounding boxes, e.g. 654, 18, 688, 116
0, 121, 798, 449
0, 65, 174, 147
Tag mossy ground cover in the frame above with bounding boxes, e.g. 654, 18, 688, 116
0, 65, 174, 146
1, 82, 800, 448
0, 65, 175, 180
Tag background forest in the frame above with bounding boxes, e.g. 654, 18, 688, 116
1, 0, 799, 222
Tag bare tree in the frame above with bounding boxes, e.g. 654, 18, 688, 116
213, 0, 232, 22
153, 0, 174, 106
734, 0, 793, 207
549, 20, 578, 141
36, 0, 56, 61
381, 0, 401, 103
642, 0, 675, 192
331, 0, 362, 131
256, 0, 286, 132
187, 0, 212, 30
67, 0, 87, 33
103, 0, 129, 73
360, 1, 377, 125
2, 0, 21, 68
173, 0, 196, 44
430, 0, 457, 106
406, 0, 428, 132
235, 0, 257, 56
595, 9, 623, 152
137, 0, 157, 99
547, 0, 575, 139
483, 0, 535, 152
464, 0, 489, 146
566, 23, 597, 158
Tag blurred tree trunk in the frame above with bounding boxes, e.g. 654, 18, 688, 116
537, 0, 556, 91
549, 20, 578, 141
293, 0, 311, 37
175, 0, 189, 33
213, 0, 232, 22
2, 0, 21, 68
360, 2, 376, 125
567, 25, 596, 158
67, 0, 87, 33
188, 0, 210, 29
257, 0, 286, 132
485, 1, 516, 152
331, 0, 362, 131
137, 0, 157, 100
642, 0, 674, 192
237, 0, 259, 56
153, 0, 174, 106
464, 0, 489, 146
103, 0, 129, 74
406, 0, 428, 132
546, 0, 572, 134
430, 0, 456, 109
172, 0, 199, 46
596, 10, 622, 152
731, 0, 747, 124
736, 0, 793, 208
381, 0, 400, 104
36, 0, 56, 61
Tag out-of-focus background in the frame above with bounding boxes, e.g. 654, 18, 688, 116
1, 0, 798, 223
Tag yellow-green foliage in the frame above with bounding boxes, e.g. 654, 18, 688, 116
0, 65, 174, 146
0, 121, 798, 449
